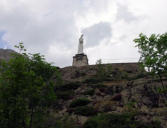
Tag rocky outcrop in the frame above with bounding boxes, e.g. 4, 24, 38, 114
0, 49, 16, 62
0, 49, 166, 127
52, 63, 167, 128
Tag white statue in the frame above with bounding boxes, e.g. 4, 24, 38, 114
78, 34, 84, 54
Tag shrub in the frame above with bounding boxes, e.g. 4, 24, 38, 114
41, 115, 79, 128
55, 82, 81, 91
87, 83, 106, 89
73, 70, 86, 78
121, 71, 129, 79
69, 98, 91, 108
73, 106, 97, 116
130, 73, 146, 80
83, 113, 162, 128
84, 77, 101, 84
56, 90, 74, 100
127, 70, 133, 73
83, 88, 95, 96
83, 120, 97, 128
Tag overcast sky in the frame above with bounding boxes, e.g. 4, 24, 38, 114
0, 0, 167, 67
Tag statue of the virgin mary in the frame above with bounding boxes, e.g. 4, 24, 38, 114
78, 34, 84, 54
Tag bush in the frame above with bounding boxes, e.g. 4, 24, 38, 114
41, 115, 79, 128
73, 70, 86, 78
83, 120, 97, 128
56, 90, 74, 100
130, 73, 146, 80
87, 83, 106, 89
55, 82, 81, 91
84, 77, 101, 84
73, 106, 97, 116
69, 98, 91, 108
83, 88, 95, 96
83, 113, 162, 128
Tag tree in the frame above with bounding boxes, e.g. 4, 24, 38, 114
0, 43, 57, 128
96, 59, 106, 81
134, 33, 167, 86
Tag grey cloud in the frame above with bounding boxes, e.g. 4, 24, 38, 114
0, 0, 166, 67
116, 4, 138, 22
0, 0, 110, 52
0, 2, 78, 51
82, 22, 112, 47
0, 0, 113, 65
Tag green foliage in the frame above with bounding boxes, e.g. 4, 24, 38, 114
83, 88, 95, 96
84, 77, 101, 84
0, 43, 57, 128
111, 68, 129, 80
136, 72, 146, 79
120, 71, 128, 79
73, 106, 97, 116
96, 59, 107, 81
55, 82, 81, 91
56, 90, 74, 100
83, 113, 162, 128
84, 63, 113, 83
54, 69, 63, 87
155, 86, 167, 94
69, 98, 91, 108
123, 101, 139, 113
54, 82, 81, 100
106, 64, 113, 76
30, 53, 57, 82
134, 33, 167, 86
35, 114, 79, 128
52, 119, 78, 128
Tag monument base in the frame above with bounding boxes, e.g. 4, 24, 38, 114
72, 54, 88, 67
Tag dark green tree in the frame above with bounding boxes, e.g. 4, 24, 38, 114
0, 43, 57, 128
134, 33, 167, 86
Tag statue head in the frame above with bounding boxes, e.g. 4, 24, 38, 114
79, 34, 84, 43
80, 34, 84, 38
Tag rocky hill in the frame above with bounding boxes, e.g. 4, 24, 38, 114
51, 63, 167, 128
0, 49, 166, 128
0, 48, 16, 62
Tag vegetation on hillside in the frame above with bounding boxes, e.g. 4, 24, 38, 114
134, 33, 167, 97
134, 33, 167, 86
0, 33, 166, 128
83, 113, 161, 128
0, 43, 57, 128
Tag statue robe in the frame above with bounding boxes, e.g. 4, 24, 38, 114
78, 36, 84, 54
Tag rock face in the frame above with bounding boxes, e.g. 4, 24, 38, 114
72, 53, 88, 67
0, 49, 15, 62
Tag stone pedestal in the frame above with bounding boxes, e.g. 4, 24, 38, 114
72, 54, 88, 67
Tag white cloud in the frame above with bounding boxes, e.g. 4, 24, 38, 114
0, 0, 166, 67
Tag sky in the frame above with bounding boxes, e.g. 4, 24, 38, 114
0, 0, 167, 67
